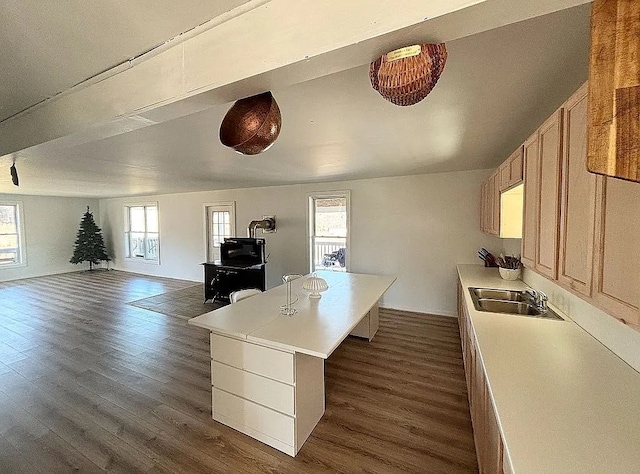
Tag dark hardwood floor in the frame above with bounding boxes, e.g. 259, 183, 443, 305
0, 270, 478, 473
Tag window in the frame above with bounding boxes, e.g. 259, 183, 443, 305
308, 191, 350, 273
125, 204, 159, 263
0, 202, 25, 267
205, 202, 236, 262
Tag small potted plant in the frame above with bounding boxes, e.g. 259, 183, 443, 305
496, 255, 522, 281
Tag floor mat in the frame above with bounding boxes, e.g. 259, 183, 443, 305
129, 283, 224, 319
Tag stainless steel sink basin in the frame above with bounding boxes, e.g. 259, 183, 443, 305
468, 287, 563, 320
476, 299, 540, 315
470, 287, 527, 302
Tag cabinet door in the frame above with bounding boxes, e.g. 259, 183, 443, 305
491, 171, 501, 235
499, 160, 511, 192
466, 315, 475, 406
500, 147, 524, 191
592, 177, 640, 328
509, 147, 524, 187
487, 175, 495, 235
535, 110, 563, 279
473, 349, 487, 471
485, 396, 504, 474
480, 180, 488, 233
558, 84, 596, 296
522, 132, 539, 268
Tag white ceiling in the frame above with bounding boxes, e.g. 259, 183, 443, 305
0, 0, 251, 122
0, 1, 591, 198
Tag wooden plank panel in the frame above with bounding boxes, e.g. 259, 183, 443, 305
615, 85, 640, 178
588, 0, 640, 182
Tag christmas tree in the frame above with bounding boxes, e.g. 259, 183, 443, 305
70, 207, 110, 270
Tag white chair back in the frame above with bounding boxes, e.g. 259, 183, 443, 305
230, 288, 262, 303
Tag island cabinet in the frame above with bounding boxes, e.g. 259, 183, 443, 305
458, 281, 508, 474
189, 271, 396, 457
209, 333, 325, 456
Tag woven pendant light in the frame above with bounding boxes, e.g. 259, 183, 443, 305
219, 91, 282, 155
370, 43, 447, 106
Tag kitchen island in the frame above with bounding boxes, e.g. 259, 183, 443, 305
458, 265, 640, 473
188, 270, 395, 456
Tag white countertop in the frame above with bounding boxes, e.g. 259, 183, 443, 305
458, 265, 640, 473
189, 271, 396, 359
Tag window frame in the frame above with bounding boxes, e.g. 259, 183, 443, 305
0, 201, 26, 269
307, 190, 351, 273
203, 201, 236, 262
124, 202, 160, 264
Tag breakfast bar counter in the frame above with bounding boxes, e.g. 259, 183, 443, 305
189, 270, 395, 456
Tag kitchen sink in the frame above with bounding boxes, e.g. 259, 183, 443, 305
468, 287, 563, 320
470, 287, 527, 302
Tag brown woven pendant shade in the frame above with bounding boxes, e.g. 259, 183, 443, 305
370, 43, 447, 106
219, 91, 282, 155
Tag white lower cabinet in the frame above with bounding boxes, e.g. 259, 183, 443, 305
214, 388, 296, 448
209, 332, 325, 456
349, 305, 379, 340
211, 361, 295, 415
211, 333, 294, 384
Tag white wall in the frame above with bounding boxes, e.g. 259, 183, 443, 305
0, 194, 100, 281
522, 268, 640, 374
99, 169, 501, 315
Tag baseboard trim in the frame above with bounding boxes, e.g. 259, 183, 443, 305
379, 305, 457, 318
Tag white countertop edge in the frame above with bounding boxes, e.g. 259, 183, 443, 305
188, 272, 396, 357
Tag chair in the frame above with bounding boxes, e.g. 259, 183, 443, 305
322, 247, 346, 268
229, 288, 262, 303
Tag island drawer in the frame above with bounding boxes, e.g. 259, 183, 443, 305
210, 333, 294, 384
211, 360, 295, 415
213, 388, 295, 447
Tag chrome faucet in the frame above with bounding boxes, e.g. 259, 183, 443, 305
524, 287, 548, 313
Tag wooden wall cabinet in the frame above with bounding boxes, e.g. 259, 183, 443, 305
592, 176, 640, 328
587, 0, 640, 183
499, 147, 524, 192
491, 172, 500, 235
521, 82, 639, 329
481, 147, 523, 237
534, 109, 563, 279
480, 170, 500, 236
521, 108, 563, 279
521, 131, 539, 268
558, 83, 596, 296
480, 180, 487, 233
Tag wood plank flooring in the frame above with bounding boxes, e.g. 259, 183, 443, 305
0, 270, 478, 473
